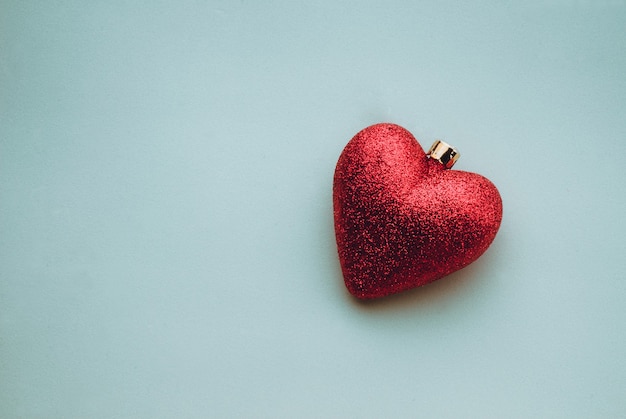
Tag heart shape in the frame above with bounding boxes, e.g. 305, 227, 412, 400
333, 123, 503, 299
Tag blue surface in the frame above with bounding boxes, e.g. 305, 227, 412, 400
1, 1, 626, 418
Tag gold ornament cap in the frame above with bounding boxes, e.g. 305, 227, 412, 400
427, 140, 459, 169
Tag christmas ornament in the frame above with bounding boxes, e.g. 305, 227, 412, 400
333, 123, 502, 299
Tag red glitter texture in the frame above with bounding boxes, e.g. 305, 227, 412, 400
333, 123, 503, 299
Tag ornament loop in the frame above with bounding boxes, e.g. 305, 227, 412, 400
428, 140, 459, 169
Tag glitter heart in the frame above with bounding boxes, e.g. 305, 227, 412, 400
333, 123, 503, 299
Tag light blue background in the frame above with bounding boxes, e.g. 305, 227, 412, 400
1, 1, 625, 418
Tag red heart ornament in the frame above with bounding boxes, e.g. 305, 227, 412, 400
333, 123, 503, 299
